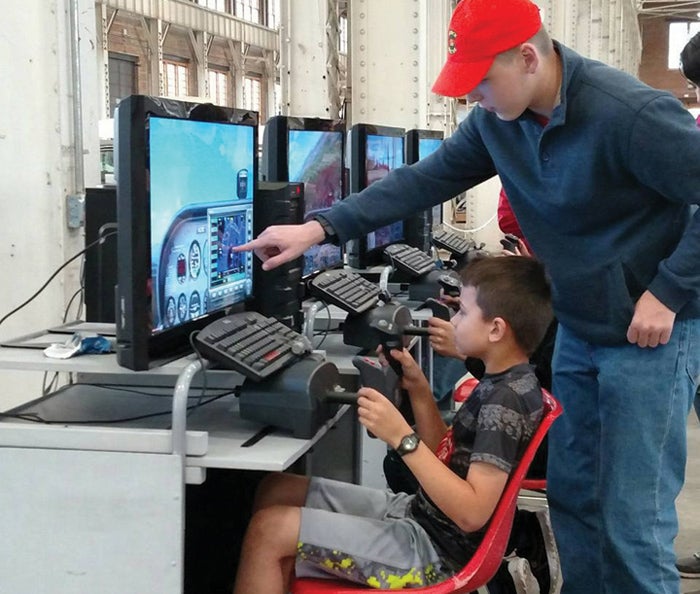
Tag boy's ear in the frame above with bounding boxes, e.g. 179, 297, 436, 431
520, 42, 539, 74
488, 317, 508, 343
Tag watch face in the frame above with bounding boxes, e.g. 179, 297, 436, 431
398, 433, 419, 455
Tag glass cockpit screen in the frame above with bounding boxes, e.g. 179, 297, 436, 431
148, 115, 254, 334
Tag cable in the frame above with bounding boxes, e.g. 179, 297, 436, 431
63, 286, 84, 324
42, 371, 60, 397
442, 212, 497, 235
0, 389, 236, 425
311, 302, 332, 349
0, 230, 118, 329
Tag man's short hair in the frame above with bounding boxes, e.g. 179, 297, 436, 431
459, 256, 553, 355
681, 31, 700, 86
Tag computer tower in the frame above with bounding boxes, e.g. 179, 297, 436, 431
403, 210, 432, 254
84, 186, 118, 323
253, 181, 304, 331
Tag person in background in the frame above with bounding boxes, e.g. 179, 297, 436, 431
236, 1, 700, 592
674, 30, 700, 583
232, 256, 553, 593
681, 30, 700, 128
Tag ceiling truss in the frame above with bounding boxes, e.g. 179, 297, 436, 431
638, 1, 700, 18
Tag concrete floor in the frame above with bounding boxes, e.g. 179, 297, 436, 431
679, 413, 700, 594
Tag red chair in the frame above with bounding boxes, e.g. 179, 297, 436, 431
290, 390, 562, 594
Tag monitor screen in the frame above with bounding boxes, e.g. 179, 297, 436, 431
419, 136, 443, 227
364, 133, 405, 251
115, 95, 257, 370
149, 116, 254, 332
347, 123, 405, 267
262, 116, 345, 277
405, 129, 444, 228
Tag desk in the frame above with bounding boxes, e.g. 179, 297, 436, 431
0, 345, 349, 594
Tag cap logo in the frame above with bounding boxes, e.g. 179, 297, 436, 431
448, 30, 457, 55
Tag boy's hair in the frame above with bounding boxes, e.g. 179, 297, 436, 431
681, 31, 700, 86
498, 27, 554, 63
459, 256, 553, 355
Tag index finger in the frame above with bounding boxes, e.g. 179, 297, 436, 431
232, 238, 258, 253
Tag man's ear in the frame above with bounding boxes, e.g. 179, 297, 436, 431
519, 42, 539, 74
488, 317, 508, 343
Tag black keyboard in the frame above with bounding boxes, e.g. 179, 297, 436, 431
309, 269, 380, 315
431, 228, 475, 257
194, 311, 312, 382
383, 243, 436, 277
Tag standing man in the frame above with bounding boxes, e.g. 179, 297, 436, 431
675, 29, 700, 584
237, 1, 700, 592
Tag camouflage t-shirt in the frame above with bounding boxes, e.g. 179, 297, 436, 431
409, 363, 543, 569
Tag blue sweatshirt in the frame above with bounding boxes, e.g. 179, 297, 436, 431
321, 43, 700, 345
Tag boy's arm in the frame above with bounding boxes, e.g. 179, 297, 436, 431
357, 386, 508, 532
357, 387, 507, 531
391, 347, 449, 451
403, 448, 508, 532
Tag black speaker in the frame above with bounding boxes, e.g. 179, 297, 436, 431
84, 186, 118, 323
253, 182, 304, 331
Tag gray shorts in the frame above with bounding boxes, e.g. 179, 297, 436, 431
295, 477, 452, 589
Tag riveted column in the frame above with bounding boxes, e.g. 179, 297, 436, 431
279, 0, 340, 118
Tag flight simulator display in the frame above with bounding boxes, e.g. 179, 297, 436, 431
115, 95, 258, 370
347, 123, 406, 268
262, 116, 345, 277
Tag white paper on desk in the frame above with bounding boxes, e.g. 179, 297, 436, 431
43, 333, 83, 359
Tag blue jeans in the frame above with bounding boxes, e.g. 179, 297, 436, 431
547, 319, 700, 594
431, 354, 467, 406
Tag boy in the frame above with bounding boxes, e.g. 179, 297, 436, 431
233, 256, 553, 593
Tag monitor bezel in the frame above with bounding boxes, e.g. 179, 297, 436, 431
405, 128, 444, 165
115, 95, 258, 370
262, 115, 346, 278
348, 123, 406, 268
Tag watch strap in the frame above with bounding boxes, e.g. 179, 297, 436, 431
314, 215, 339, 246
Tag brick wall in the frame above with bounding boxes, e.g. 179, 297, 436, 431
638, 16, 698, 107
107, 12, 266, 112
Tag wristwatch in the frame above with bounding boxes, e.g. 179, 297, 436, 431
395, 432, 421, 457
313, 215, 339, 245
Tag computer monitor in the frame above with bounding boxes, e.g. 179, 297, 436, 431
262, 116, 345, 278
347, 123, 406, 268
115, 95, 258, 370
405, 128, 444, 233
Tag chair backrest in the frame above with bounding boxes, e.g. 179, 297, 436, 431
290, 390, 563, 594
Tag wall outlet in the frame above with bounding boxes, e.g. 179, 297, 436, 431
66, 194, 85, 229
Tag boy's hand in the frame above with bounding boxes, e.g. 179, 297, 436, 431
439, 291, 461, 311
388, 347, 431, 393
233, 220, 325, 271
428, 317, 463, 359
357, 387, 413, 448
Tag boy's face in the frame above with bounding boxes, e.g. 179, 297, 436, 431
465, 53, 533, 121
451, 285, 494, 358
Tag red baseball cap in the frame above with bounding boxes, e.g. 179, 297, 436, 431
432, 0, 543, 97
